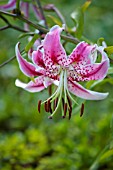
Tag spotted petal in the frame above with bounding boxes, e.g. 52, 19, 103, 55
0, 0, 16, 10
67, 41, 96, 65
15, 76, 52, 93
15, 42, 40, 77
43, 25, 67, 67
68, 79, 108, 100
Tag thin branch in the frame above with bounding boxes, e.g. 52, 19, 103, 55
0, 25, 10, 31
36, 0, 48, 28
0, 56, 16, 68
0, 14, 28, 32
0, 10, 80, 44
0, 49, 24, 68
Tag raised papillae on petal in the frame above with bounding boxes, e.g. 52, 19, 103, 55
0, 0, 16, 10
43, 25, 67, 67
15, 42, 40, 77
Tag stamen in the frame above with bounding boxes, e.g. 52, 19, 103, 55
38, 100, 42, 113
67, 95, 72, 110
68, 108, 72, 120
48, 85, 52, 96
80, 103, 84, 117
44, 101, 49, 112
48, 115, 52, 119
53, 97, 58, 110
63, 103, 67, 118
47, 99, 52, 113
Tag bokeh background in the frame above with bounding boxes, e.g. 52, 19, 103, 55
0, 0, 113, 169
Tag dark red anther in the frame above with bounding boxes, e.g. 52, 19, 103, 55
62, 115, 65, 119
64, 103, 67, 118
68, 108, 72, 120
53, 97, 58, 110
67, 95, 72, 109
44, 101, 48, 112
38, 100, 42, 113
80, 103, 84, 117
48, 85, 52, 96
47, 99, 52, 114
48, 115, 52, 119
62, 98, 64, 108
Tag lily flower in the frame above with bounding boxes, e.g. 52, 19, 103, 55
15, 25, 109, 119
0, 0, 43, 30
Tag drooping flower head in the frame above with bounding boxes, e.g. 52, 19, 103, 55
15, 25, 109, 119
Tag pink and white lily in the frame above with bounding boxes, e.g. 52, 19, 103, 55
15, 25, 109, 119
0, 0, 43, 30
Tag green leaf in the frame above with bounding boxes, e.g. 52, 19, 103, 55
30, 77, 35, 83
71, 8, 84, 38
47, 15, 62, 26
70, 1, 91, 38
86, 78, 113, 89
104, 46, 113, 55
19, 32, 34, 39
100, 149, 113, 161
81, 0, 91, 12
108, 67, 113, 74
97, 37, 105, 46
25, 33, 39, 52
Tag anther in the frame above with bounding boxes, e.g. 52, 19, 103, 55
68, 108, 72, 120
67, 95, 72, 109
53, 97, 58, 110
47, 99, 52, 114
80, 103, 84, 117
48, 115, 52, 119
62, 98, 64, 108
44, 102, 48, 112
64, 103, 67, 117
38, 100, 42, 113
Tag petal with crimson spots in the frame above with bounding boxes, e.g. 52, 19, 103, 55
68, 79, 108, 100
73, 60, 109, 81
67, 41, 96, 65
15, 42, 40, 77
43, 25, 67, 67
15, 76, 53, 93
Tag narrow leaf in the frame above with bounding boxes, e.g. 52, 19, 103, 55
104, 46, 113, 55
25, 33, 39, 52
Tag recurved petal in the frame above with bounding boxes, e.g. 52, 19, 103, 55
43, 25, 67, 67
32, 50, 45, 68
73, 59, 109, 81
0, 0, 16, 10
67, 41, 96, 65
15, 76, 52, 93
68, 79, 109, 100
15, 42, 39, 77
32, 4, 43, 20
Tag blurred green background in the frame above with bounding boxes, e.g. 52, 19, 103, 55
0, 0, 113, 169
